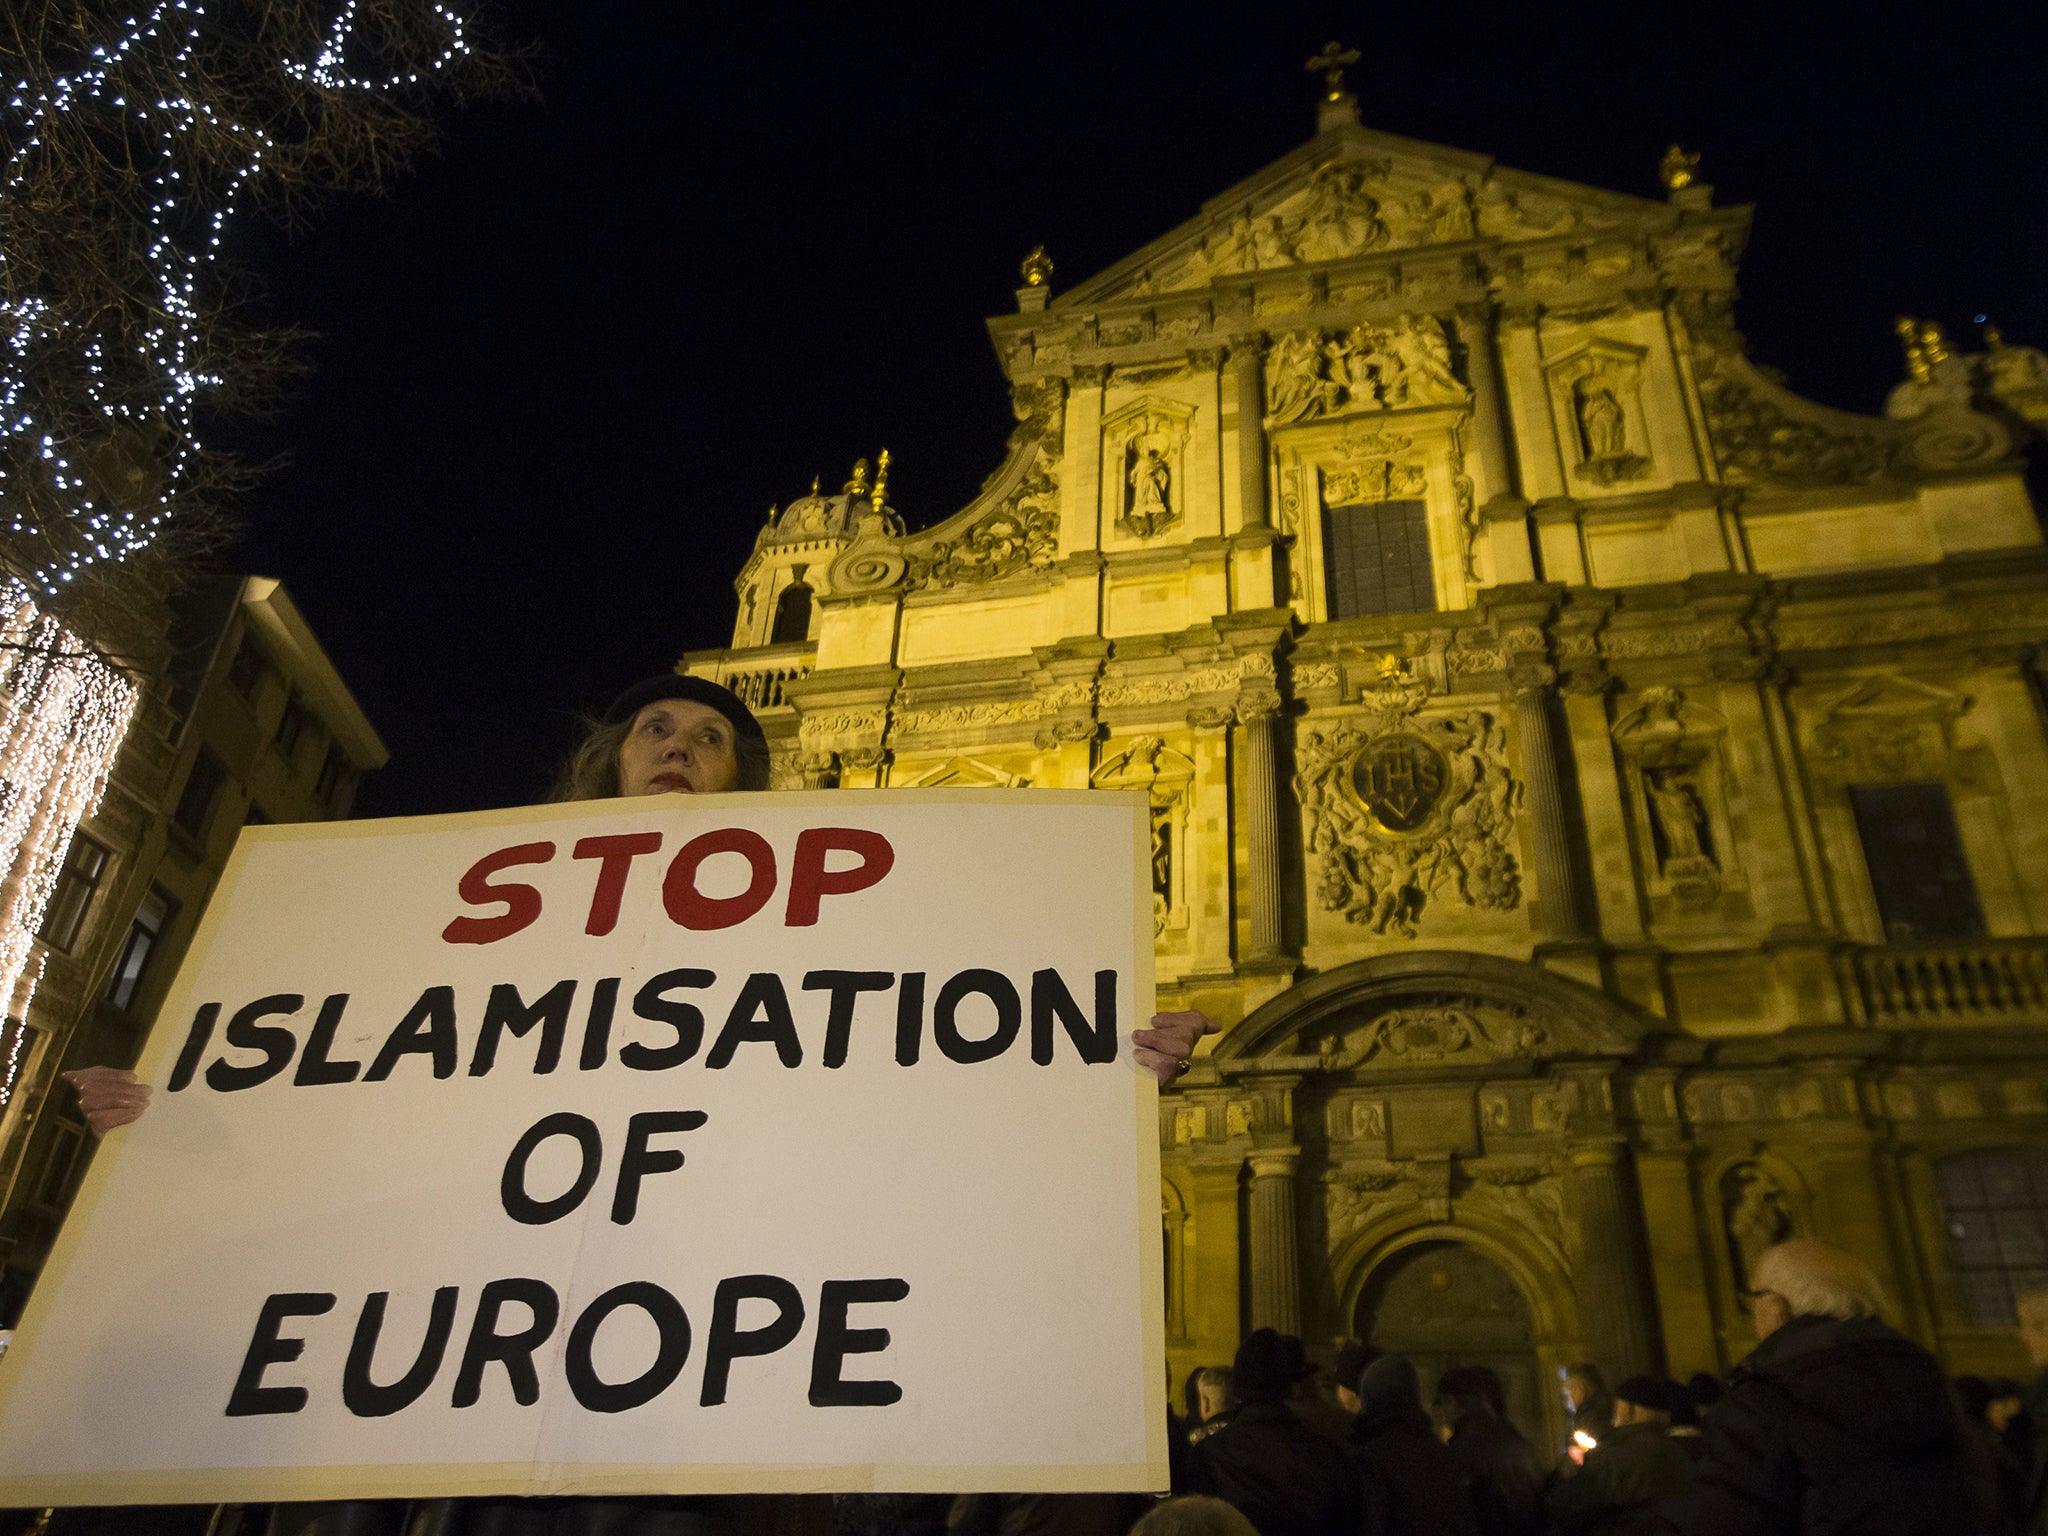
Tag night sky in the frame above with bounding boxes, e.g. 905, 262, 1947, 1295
223, 1, 2048, 819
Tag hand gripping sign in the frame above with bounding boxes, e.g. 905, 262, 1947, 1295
0, 789, 1167, 1505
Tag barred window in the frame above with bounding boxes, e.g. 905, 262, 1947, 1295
1322, 500, 1435, 621
1937, 1146, 2048, 1327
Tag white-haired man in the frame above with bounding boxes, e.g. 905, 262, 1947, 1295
1670, 1238, 2003, 1535
2018, 1282, 2048, 1535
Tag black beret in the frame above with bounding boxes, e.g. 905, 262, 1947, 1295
1614, 1375, 1673, 1413
604, 675, 767, 746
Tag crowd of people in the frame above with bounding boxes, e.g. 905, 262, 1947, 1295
1134, 1237, 2046, 1536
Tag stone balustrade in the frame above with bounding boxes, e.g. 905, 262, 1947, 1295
1847, 938, 2048, 1025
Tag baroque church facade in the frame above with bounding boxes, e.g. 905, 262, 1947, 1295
684, 80, 2048, 1447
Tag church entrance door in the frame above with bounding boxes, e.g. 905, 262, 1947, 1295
1355, 1240, 1547, 1449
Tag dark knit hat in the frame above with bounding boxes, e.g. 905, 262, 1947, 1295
604, 674, 767, 747
1614, 1375, 1673, 1414
1232, 1328, 1309, 1402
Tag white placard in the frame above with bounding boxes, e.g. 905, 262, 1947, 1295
0, 789, 1166, 1505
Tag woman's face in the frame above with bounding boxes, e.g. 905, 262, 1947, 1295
617, 699, 740, 796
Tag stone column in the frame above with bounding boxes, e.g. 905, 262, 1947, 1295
1453, 303, 1519, 505
1511, 664, 1593, 942
1247, 1148, 1301, 1335
1240, 697, 1287, 963
1569, 1140, 1661, 1378
1231, 336, 1270, 530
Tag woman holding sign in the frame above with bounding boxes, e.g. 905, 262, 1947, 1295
63, 675, 1214, 1536
72, 675, 1211, 1132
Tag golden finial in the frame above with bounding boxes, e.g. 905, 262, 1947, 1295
1918, 320, 1952, 367
1658, 145, 1701, 193
843, 458, 871, 497
809, 475, 821, 496
766, 503, 779, 523
1895, 316, 1930, 383
1020, 245, 1054, 288
1306, 41, 1359, 101
872, 448, 891, 510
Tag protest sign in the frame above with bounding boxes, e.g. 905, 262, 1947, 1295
0, 788, 1166, 1505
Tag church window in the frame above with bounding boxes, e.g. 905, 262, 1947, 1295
1846, 783, 1985, 942
1321, 500, 1434, 621
771, 582, 814, 645
1936, 1147, 2048, 1327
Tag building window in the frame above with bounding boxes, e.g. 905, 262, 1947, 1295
274, 692, 316, 764
33, 1111, 89, 1212
104, 887, 176, 1012
1937, 1147, 2048, 1327
1847, 783, 1986, 942
226, 636, 267, 698
316, 745, 354, 813
172, 748, 228, 841
771, 583, 813, 645
36, 832, 111, 953
1322, 500, 1435, 620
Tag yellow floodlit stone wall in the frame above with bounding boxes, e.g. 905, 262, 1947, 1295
687, 92, 2048, 1450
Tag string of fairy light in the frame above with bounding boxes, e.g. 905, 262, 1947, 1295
0, 3, 469, 1096
0, 0, 473, 599
0, 599, 139, 1107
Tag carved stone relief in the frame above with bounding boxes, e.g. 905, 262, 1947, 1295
1266, 316, 1467, 424
1294, 661, 1522, 935
905, 466, 1059, 590
1679, 298, 1893, 487
1316, 999, 1549, 1070
1808, 674, 1972, 786
898, 756, 1032, 789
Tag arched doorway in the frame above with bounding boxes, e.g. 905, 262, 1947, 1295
1356, 1240, 1546, 1448
771, 581, 813, 644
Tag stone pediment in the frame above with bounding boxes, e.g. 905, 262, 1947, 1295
1216, 951, 1652, 1070
1058, 124, 1664, 306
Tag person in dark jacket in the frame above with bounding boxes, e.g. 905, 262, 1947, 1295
1670, 1238, 2006, 1536
2018, 1282, 2048, 1535
1561, 1363, 1616, 1459
1433, 1366, 1547, 1536
1188, 1329, 1358, 1536
1348, 1354, 1477, 1536
1545, 1376, 1693, 1536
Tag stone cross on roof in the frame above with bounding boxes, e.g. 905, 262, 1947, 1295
1306, 41, 1360, 101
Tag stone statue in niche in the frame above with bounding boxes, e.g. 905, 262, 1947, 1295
1723, 1163, 1793, 1295
1267, 331, 1330, 421
1643, 764, 1720, 903
1566, 366, 1652, 484
1127, 439, 1173, 536
1577, 380, 1627, 458
1150, 805, 1174, 935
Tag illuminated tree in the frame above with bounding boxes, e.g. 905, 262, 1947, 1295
0, 0, 502, 1065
